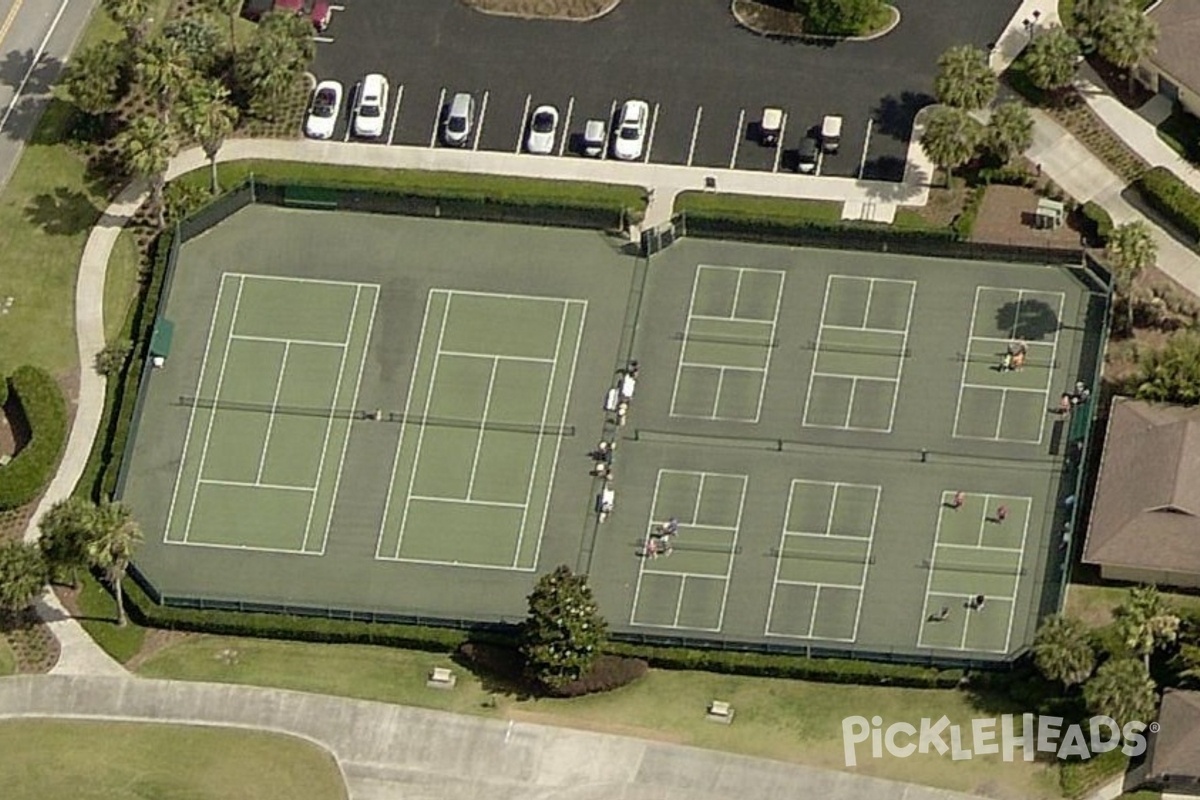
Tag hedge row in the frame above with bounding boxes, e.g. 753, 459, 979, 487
0, 366, 69, 510
683, 210, 958, 247
1081, 201, 1113, 246
1135, 166, 1200, 243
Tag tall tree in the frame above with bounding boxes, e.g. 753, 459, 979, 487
1033, 614, 1096, 690
1095, 2, 1158, 94
1024, 25, 1083, 94
986, 102, 1034, 164
208, 0, 244, 58
116, 115, 178, 230
1115, 585, 1181, 669
86, 500, 144, 628
101, 0, 152, 49
235, 11, 315, 120
520, 565, 608, 690
38, 497, 97, 589
178, 78, 239, 193
60, 40, 129, 117
934, 45, 998, 110
920, 106, 984, 187
799, 0, 886, 36
136, 36, 196, 126
1108, 220, 1157, 331
1136, 332, 1200, 405
1083, 657, 1157, 724
0, 541, 48, 615
163, 15, 223, 77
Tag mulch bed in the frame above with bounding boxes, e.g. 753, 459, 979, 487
732, 0, 806, 36
1, 609, 60, 673
1087, 55, 1154, 110
460, 0, 616, 18
969, 184, 1084, 250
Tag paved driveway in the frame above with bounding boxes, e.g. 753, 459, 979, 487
310, 0, 1018, 180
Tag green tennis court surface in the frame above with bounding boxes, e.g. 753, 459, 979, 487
120, 205, 1103, 662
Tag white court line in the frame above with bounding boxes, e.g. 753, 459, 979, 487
917, 493, 952, 649
821, 323, 908, 335
254, 341, 291, 484
429, 87, 446, 147
557, 96, 574, 157
299, 285, 361, 553
679, 361, 764, 374
686, 106, 703, 166
472, 90, 489, 151
164, 274, 231, 545
180, 276, 247, 543
643, 102, 660, 163
668, 268, 705, 416
772, 112, 787, 173
465, 358, 500, 500
230, 334, 343, 348
801, 273, 838, 427
410, 495, 526, 510
710, 367, 726, 417
628, 470, 669, 624
810, 369, 897, 383
224, 273, 378, 289
386, 83, 404, 145
883, 279, 919, 433
440, 288, 580, 303
515, 93, 532, 154
961, 382, 1047, 394
774, 578, 864, 590
439, 349, 555, 364
1003, 503, 1034, 652
379, 553, 539, 572
169, 539, 328, 556
199, 478, 314, 493
940, 542, 1026, 555
730, 268, 744, 317
951, 286, 984, 440
729, 109, 744, 169
689, 313, 774, 325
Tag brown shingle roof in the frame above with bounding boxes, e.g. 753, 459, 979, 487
1083, 398, 1200, 574
1147, 0, 1200, 96
1150, 689, 1200, 779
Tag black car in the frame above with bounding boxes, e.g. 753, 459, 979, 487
796, 136, 819, 174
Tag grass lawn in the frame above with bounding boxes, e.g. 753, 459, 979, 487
0, 634, 15, 675
137, 634, 1060, 798
69, 572, 146, 663
103, 228, 141, 345
675, 191, 844, 223
1065, 582, 1200, 627
1156, 106, 1200, 166
0, 719, 347, 800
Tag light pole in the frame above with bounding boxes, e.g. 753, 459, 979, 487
1023, 9, 1042, 41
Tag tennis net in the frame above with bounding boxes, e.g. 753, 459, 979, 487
812, 341, 911, 358
177, 396, 575, 436
923, 558, 1025, 576
677, 332, 780, 348
772, 547, 873, 565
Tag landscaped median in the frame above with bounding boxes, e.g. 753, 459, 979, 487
1134, 166, 1200, 247
0, 366, 69, 511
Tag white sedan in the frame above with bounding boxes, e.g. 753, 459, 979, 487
612, 99, 650, 161
303, 80, 343, 140
526, 105, 559, 154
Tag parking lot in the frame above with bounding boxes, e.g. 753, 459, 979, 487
305, 0, 1019, 181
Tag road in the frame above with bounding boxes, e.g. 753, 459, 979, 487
0, 0, 99, 191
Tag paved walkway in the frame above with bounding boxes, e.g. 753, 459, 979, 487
0, 674, 993, 800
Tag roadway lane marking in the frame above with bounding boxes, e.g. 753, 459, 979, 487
515, 93, 531, 153
643, 101, 660, 164
686, 106, 702, 167
386, 83, 404, 145
772, 112, 788, 173
558, 96, 574, 157
729, 108, 744, 170
857, 118, 874, 179
602, 99, 617, 160
472, 89, 489, 151
0, 0, 66, 135
0, 0, 26, 50
429, 87, 446, 147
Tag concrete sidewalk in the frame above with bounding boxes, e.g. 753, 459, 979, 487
0, 674, 995, 800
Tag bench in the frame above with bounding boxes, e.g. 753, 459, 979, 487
706, 700, 734, 724
426, 667, 457, 690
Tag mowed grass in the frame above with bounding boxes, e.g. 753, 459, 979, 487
137, 635, 1059, 798
1065, 582, 1200, 627
0, 634, 15, 675
0, 719, 347, 800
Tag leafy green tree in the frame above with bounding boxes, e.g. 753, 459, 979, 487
1173, 643, 1200, 687
235, 11, 315, 120
1033, 614, 1096, 690
86, 500, 143, 627
798, 0, 886, 36
1083, 657, 1157, 724
1024, 26, 1083, 94
164, 15, 223, 76
0, 541, 48, 614
178, 78, 239, 193
38, 497, 97, 588
1115, 585, 1181, 669
1108, 220, 1157, 331
520, 565, 607, 690
1136, 332, 1200, 405
60, 40, 129, 117
1095, 2, 1158, 94
136, 36, 197, 126
920, 105, 984, 186
101, 0, 151, 48
116, 115, 178, 230
208, 0, 244, 58
94, 340, 132, 378
934, 45, 998, 110
986, 102, 1034, 164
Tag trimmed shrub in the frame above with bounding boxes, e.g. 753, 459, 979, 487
1081, 201, 1113, 246
0, 375, 7, 407
1135, 166, 1200, 243
550, 655, 648, 697
951, 186, 987, 239
977, 165, 1035, 187
0, 366, 69, 510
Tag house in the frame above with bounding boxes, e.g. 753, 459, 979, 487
1138, 0, 1200, 118
1082, 397, 1200, 589
1144, 689, 1200, 795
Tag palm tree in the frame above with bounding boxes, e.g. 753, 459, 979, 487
1025, 26, 1083, 95
61, 40, 128, 117
1115, 585, 1181, 669
235, 11, 315, 121
208, 0, 243, 58
136, 36, 196, 126
1083, 657, 1157, 725
1107, 220, 1157, 331
86, 500, 143, 627
934, 45, 998, 111
987, 102, 1034, 165
0, 541, 48, 615
38, 496, 97, 589
1033, 614, 1096, 690
920, 106, 984, 187
1096, 2, 1158, 95
101, 0, 151, 48
178, 78, 239, 193
116, 115, 178, 230
1136, 332, 1200, 405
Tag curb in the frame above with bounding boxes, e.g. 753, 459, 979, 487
730, 0, 901, 44
458, 0, 621, 23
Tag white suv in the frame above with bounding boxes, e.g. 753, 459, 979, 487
612, 99, 650, 161
353, 74, 389, 139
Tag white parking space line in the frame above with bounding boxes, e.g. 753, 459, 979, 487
602, 99, 617, 160
815, 150, 824, 177
643, 102, 660, 164
729, 108, 745, 169
386, 83, 404, 146
773, 112, 788, 173
857, 118, 873, 179
686, 106, 703, 166
314, 35, 334, 44
429, 87, 446, 148
558, 96, 574, 157
343, 82, 359, 142
516, 93, 532, 154
472, 90, 490, 151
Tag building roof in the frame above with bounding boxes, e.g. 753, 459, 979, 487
1150, 689, 1200, 779
1148, 0, 1200, 95
1083, 397, 1200, 575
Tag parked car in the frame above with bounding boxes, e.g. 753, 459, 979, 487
242, 0, 331, 32
352, 74, 389, 139
821, 114, 843, 154
612, 99, 650, 161
582, 119, 607, 157
526, 105, 559, 154
443, 92, 476, 147
761, 107, 783, 146
303, 80, 342, 139
796, 135, 819, 173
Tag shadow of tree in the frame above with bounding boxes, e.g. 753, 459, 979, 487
860, 155, 906, 183
872, 90, 935, 140
24, 187, 101, 236
451, 642, 540, 702
995, 298, 1062, 341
